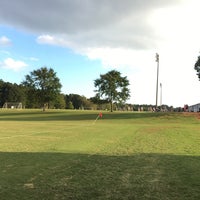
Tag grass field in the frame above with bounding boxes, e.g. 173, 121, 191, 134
0, 110, 200, 200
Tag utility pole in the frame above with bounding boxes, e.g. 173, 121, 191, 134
155, 53, 159, 108
160, 83, 162, 106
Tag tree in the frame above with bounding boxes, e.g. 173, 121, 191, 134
22, 67, 62, 110
53, 94, 66, 109
0, 80, 26, 107
66, 101, 74, 109
94, 70, 130, 112
65, 94, 83, 109
194, 55, 200, 80
65, 94, 95, 110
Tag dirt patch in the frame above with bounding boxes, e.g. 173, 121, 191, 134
182, 112, 200, 119
24, 183, 34, 189
143, 127, 164, 134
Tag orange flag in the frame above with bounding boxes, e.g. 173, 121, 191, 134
99, 112, 103, 118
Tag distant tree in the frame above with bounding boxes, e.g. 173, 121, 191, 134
0, 79, 4, 106
65, 94, 83, 109
81, 96, 96, 110
90, 96, 109, 110
22, 67, 62, 110
65, 94, 94, 110
90, 96, 109, 104
194, 55, 200, 80
94, 70, 130, 112
66, 101, 74, 109
0, 81, 26, 107
53, 94, 66, 109
24, 88, 40, 108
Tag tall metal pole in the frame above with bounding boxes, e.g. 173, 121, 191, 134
160, 83, 162, 106
155, 53, 159, 108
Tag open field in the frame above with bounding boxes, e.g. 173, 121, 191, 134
0, 110, 200, 200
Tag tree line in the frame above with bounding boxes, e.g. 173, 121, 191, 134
0, 67, 132, 111
0, 78, 109, 110
2, 59, 198, 111
0, 78, 174, 111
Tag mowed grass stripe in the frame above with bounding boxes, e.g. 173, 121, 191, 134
0, 110, 200, 199
0, 110, 199, 155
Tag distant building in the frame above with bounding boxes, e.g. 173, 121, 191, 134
188, 103, 200, 112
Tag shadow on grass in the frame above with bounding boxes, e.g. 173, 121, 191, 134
0, 152, 199, 200
0, 110, 172, 121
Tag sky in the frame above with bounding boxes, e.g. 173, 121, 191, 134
0, 0, 200, 107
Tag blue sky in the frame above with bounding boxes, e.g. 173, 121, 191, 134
0, 25, 106, 98
0, 0, 200, 107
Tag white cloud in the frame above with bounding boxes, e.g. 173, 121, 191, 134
0, 36, 12, 46
36, 34, 73, 47
0, 58, 28, 71
0, 0, 180, 50
0, 0, 200, 106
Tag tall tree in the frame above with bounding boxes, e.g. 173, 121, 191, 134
22, 67, 62, 110
194, 55, 200, 80
94, 70, 130, 112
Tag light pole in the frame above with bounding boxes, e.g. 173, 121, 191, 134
160, 83, 162, 106
155, 53, 159, 108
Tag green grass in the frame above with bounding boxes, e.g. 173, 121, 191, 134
0, 110, 200, 199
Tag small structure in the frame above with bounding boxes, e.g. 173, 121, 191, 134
2, 102, 23, 109
188, 103, 200, 112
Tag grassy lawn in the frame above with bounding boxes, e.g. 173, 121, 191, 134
0, 110, 200, 199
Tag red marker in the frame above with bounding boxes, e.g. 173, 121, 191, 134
99, 112, 103, 118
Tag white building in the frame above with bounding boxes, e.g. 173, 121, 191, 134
188, 103, 200, 112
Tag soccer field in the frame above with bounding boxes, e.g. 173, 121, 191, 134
0, 110, 200, 199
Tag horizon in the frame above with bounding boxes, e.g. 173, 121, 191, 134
0, 0, 200, 107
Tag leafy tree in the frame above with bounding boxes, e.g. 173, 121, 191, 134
22, 67, 62, 110
94, 70, 130, 112
66, 101, 74, 109
24, 88, 40, 108
53, 94, 66, 109
90, 97, 110, 110
90, 96, 109, 104
194, 55, 200, 80
0, 79, 4, 106
65, 94, 95, 110
65, 94, 83, 109
80, 96, 96, 110
0, 81, 26, 107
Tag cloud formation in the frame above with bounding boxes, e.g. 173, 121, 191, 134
0, 0, 200, 106
0, 36, 12, 46
0, 58, 28, 71
36, 35, 72, 47
0, 0, 180, 50
0, 0, 186, 71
